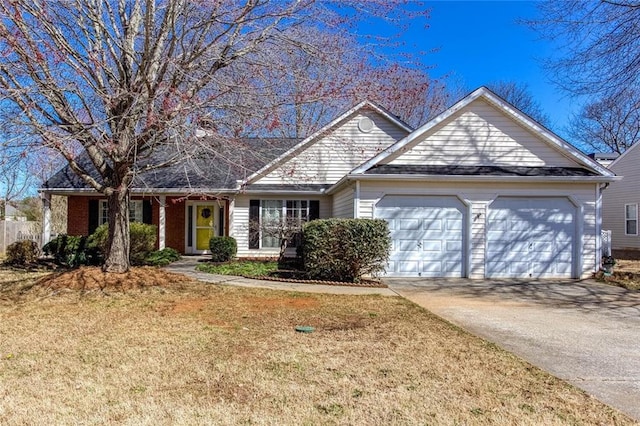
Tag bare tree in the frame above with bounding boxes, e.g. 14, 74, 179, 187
486, 81, 550, 126
0, 154, 34, 219
0, 0, 434, 272
569, 89, 640, 154
530, 1, 640, 99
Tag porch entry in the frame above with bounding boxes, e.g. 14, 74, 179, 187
185, 202, 225, 254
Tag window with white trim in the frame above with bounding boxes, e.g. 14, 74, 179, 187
625, 203, 638, 235
258, 200, 312, 249
99, 200, 144, 225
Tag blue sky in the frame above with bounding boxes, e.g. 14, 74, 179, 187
400, 1, 579, 141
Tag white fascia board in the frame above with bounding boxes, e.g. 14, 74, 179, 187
242, 101, 414, 186
236, 190, 327, 195
39, 187, 237, 196
324, 175, 351, 195
349, 173, 621, 184
351, 88, 488, 175
352, 86, 615, 178
478, 89, 615, 178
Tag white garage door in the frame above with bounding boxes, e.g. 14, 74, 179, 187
486, 197, 575, 279
375, 196, 465, 277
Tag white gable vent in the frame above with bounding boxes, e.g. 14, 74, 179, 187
358, 117, 374, 133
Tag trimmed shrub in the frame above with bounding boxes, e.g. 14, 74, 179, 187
6, 240, 40, 265
130, 223, 157, 265
88, 223, 158, 265
302, 219, 390, 282
209, 236, 237, 262
43, 234, 97, 267
145, 247, 181, 266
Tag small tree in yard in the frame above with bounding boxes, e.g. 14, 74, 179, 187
0, 1, 441, 273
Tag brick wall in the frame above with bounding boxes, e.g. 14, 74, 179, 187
65, 195, 204, 254
67, 195, 97, 236
165, 197, 185, 252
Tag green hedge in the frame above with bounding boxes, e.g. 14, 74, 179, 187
42, 234, 98, 267
209, 236, 237, 262
6, 240, 40, 265
302, 218, 390, 282
89, 223, 157, 265
144, 247, 181, 266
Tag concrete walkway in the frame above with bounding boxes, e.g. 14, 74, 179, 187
167, 258, 640, 420
165, 257, 396, 296
387, 278, 640, 421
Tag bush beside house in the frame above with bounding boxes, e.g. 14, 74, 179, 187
6, 240, 40, 265
209, 236, 237, 262
42, 223, 179, 268
302, 218, 390, 282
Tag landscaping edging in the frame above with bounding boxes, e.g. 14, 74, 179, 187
247, 275, 388, 288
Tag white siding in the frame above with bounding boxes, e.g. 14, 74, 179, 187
357, 180, 598, 278
332, 184, 355, 218
470, 202, 487, 279
231, 194, 331, 257
385, 99, 577, 168
603, 145, 640, 250
255, 110, 408, 185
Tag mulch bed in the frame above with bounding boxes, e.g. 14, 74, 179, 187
251, 274, 387, 288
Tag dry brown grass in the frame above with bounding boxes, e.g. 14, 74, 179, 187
597, 254, 640, 290
0, 268, 634, 425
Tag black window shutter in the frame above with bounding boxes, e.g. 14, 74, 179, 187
218, 207, 225, 236
88, 199, 99, 235
249, 200, 260, 249
143, 200, 153, 224
309, 200, 320, 221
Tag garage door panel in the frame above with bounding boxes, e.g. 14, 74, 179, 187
422, 261, 442, 274
423, 220, 442, 231
421, 240, 442, 252
397, 239, 420, 252
399, 219, 421, 230
376, 195, 465, 277
446, 240, 462, 252
486, 197, 575, 279
398, 261, 419, 273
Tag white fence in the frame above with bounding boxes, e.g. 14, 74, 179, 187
601, 229, 612, 257
0, 220, 41, 253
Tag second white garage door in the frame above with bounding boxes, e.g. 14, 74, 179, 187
486, 197, 576, 279
375, 196, 466, 277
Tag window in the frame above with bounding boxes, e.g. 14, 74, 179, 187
625, 204, 638, 235
249, 199, 319, 249
99, 200, 144, 224
261, 200, 283, 248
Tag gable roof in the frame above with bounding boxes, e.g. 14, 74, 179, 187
350, 87, 615, 178
242, 100, 414, 186
607, 141, 639, 170
42, 138, 300, 193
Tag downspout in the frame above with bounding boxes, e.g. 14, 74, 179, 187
159, 195, 166, 250
41, 192, 52, 247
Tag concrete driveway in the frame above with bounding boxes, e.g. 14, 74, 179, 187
386, 278, 640, 421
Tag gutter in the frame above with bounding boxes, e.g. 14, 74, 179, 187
330, 173, 621, 186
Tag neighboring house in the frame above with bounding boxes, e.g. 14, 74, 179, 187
2, 203, 26, 221
41, 87, 617, 279
602, 142, 640, 252
588, 152, 619, 168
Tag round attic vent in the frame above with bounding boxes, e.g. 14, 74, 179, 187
358, 117, 374, 133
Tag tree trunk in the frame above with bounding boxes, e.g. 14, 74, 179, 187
103, 189, 130, 273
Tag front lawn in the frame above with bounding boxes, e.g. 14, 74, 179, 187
597, 254, 640, 290
0, 268, 633, 424
196, 260, 279, 277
